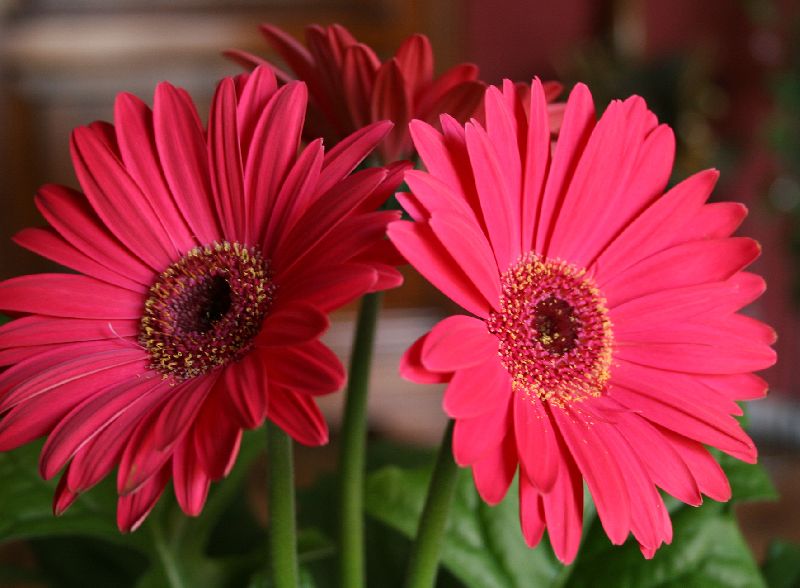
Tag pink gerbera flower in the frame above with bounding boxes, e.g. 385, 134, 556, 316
226, 24, 486, 162
389, 79, 776, 563
0, 65, 405, 532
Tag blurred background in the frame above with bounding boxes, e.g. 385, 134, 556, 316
0, 0, 799, 583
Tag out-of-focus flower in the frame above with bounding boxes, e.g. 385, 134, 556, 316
226, 24, 486, 162
0, 66, 405, 532
389, 79, 775, 563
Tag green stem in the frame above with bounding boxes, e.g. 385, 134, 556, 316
268, 422, 299, 588
150, 518, 187, 588
338, 292, 383, 587
405, 420, 458, 588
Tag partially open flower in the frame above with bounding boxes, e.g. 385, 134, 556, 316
0, 66, 406, 531
227, 24, 486, 162
390, 79, 776, 563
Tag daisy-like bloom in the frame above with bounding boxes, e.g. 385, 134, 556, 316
226, 24, 486, 162
0, 65, 406, 532
389, 79, 776, 563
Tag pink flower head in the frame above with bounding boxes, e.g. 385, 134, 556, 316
226, 24, 486, 162
0, 65, 406, 532
389, 79, 776, 563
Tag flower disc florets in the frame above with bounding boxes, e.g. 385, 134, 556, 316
140, 242, 275, 381
487, 252, 613, 407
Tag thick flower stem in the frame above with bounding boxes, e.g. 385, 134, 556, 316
268, 422, 299, 588
405, 420, 458, 588
338, 291, 383, 588
150, 518, 187, 588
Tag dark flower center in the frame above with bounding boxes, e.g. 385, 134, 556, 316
487, 253, 613, 407
533, 296, 578, 355
139, 242, 275, 381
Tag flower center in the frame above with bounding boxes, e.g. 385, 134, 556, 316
139, 242, 275, 381
487, 253, 613, 407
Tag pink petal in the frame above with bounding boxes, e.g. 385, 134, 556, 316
153, 82, 221, 244
471, 431, 517, 504
595, 424, 670, 552
388, 221, 492, 317
0, 316, 138, 349
610, 382, 756, 463
403, 170, 481, 225
452, 392, 512, 466
616, 337, 775, 374
193, 386, 242, 479
35, 184, 154, 285
616, 411, 701, 505
0, 344, 145, 414
39, 375, 161, 480
592, 169, 719, 276
679, 202, 748, 241
13, 228, 146, 292
113, 92, 196, 253
53, 474, 79, 516
342, 44, 380, 128
547, 97, 661, 267
394, 34, 433, 98
0, 274, 144, 319
285, 210, 401, 280
428, 214, 500, 308
552, 407, 631, 545
67, 379, 172, 493
442, 355, 511, 418
521, 79, 551, 250
117, 464, 170, 532
408, 120, 482, 223
422, 315, 497, 373
265, 341, 345, 396
658, 428, 732, 502
117, 373, 217, 494
220, 354, 269, 429
601, 238, 760, 307
610, 272, 766, 325
534, 83, 595, 253
399, 333, 451, 384
244, 82, 307, 244
464, 120, 521, 269
371, 59, 411, 161
276, 263, 377, 313
236, 65, 280, 158
518, 476, 546, 548
208, 77, 246, 241
70, 125, 176, 270
173, 435, 211, 516
541, 452, 584, 564
697, 372, 768, 401
514, 394, 559, 492
416, 63, 479, 121
315, 121, 393, 198
263, 139, 324, 253
256, 302, 329, 347
275, 168, 388, 273
267, 386, 328, 446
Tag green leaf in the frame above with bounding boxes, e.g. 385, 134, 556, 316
0, 441, 124, 545
366, 465, 565, 588
717, 452, 778, 503
761, 541, 800, 588
565, 506, 765, 588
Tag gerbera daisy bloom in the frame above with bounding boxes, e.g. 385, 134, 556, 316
226, 24, 486, 162
0, 65, 405, 532
389, 79, 776, 563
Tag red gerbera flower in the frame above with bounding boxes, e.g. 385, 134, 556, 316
226, 24, 486, 162
389, 79, 776, 563
0, 65, 405, 531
